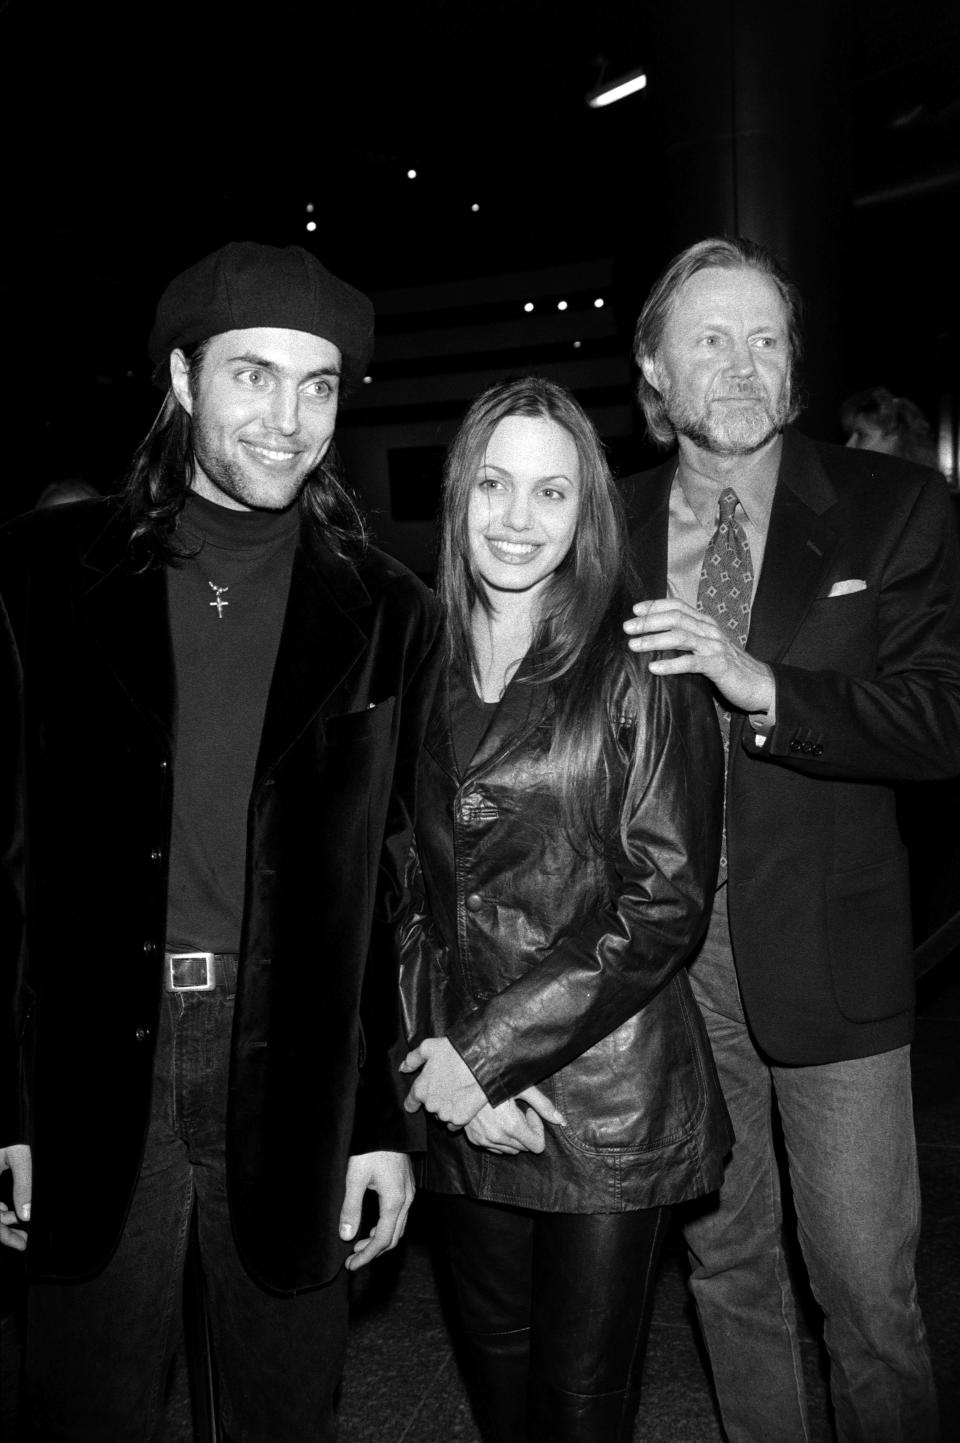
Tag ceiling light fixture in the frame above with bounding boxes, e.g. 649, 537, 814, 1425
587, 66, 647, 109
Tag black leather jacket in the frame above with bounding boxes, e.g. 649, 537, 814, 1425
400, 657, 732, 1212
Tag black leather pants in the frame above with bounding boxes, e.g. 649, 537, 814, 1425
437, 1194, 669, 1443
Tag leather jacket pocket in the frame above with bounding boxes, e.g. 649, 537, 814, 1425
550, 978, 708, 1154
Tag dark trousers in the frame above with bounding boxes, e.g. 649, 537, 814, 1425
437, 1193, 669, 1443
26, 987, 348, 1443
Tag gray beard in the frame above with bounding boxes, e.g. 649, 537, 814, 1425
665, 386, 791, 457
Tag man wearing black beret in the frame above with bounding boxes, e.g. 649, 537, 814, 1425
0, 241, 442, 1439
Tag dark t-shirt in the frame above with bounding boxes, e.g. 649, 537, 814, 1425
164, 491, 299, 953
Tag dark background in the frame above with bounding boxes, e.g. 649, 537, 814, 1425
2, 0, 959, 515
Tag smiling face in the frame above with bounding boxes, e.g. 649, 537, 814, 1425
643, 266, 792, 457
467, 415, 581, 603
170, 326, 342, 511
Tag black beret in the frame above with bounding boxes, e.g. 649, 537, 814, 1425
148, 241, 374, 386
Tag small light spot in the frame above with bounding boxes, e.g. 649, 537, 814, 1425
523, 302, 535, 313
470, 203, 480, 212
363, 375, 373, 385
573, 340, 582, 349
305, 221, 317, 232
557, 300, 568, 312
407, 168, 417, 179
305, 202, 315, 214
593, 297, 604, 309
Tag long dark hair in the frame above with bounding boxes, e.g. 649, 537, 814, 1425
120, 342, 367, 561
438, 376, 649, 853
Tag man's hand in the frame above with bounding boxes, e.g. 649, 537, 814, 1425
339, 1151, 414, 1272
399, 1036, 486, 1127
464, 1086, 565, 1155
0, 1144, 32, 1252
624, 598, 775, 716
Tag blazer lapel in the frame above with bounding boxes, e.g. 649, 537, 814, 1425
254, 522, 370, 782
747, 429, 840, 663
79, 514, 175, 745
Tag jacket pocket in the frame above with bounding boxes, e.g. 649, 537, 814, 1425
551, 979, 707, 1154
323, 697, 395, 746
825, 851, 914, 1022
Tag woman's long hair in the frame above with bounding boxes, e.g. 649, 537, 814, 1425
121, 341, 367, 561
438, 376, 648, 853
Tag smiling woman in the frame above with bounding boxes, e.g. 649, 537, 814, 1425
397, 376, 731, 1441
467, 413, 580, 612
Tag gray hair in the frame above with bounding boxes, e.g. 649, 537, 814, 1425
633, 236, 804, 448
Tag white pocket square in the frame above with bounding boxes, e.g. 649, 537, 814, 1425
826, 579, 867, 598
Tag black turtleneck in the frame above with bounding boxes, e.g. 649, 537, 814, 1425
164, 491, 300, 954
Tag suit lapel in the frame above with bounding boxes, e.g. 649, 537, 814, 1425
79, 515, 175, 745
254, 522, 370, 781
747, 430, 839, 662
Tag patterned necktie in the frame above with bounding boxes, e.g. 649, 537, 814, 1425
697, 487, 754, 884
697, 487, 753, 647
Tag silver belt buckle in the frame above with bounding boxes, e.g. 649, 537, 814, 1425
166, 950, 216, 992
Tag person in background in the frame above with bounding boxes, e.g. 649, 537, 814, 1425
399, 376, 732, 1442
0, 240, 442, 1441
624, 235, 960, 1442
841, 385, 941, 471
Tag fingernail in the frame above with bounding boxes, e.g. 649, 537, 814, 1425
22, 1204, 30, 1220
340, 1222, 354, 1239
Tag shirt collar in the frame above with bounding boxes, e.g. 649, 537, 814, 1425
676, 434, 782, 533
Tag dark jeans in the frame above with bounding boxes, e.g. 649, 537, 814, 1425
26, 986, 348, 1442
437, 1193, 669, 1443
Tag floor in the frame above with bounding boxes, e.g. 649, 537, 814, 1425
3, 963, 958, 1440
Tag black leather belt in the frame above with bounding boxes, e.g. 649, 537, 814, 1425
163, 951, 239, 994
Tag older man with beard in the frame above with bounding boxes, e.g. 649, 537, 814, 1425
622, 237, 960, 1443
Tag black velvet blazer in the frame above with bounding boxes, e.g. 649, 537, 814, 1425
0, 498, 441, 1290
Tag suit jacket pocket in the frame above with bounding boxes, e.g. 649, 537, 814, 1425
826, 851, 913, 1022
322, 697, 396, 745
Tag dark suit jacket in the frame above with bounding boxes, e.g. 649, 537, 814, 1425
0, 497, 442, 1290
625, 428, 960, 1065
